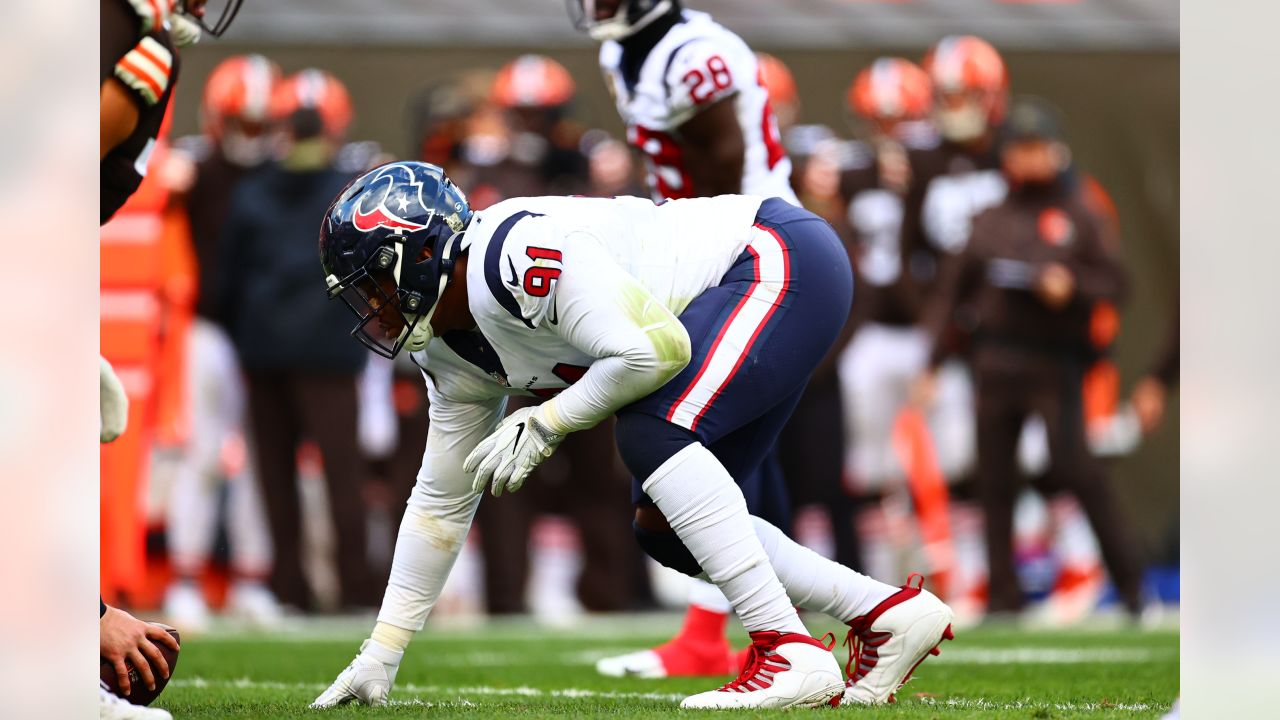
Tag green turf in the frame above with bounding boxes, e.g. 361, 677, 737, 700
157, 615, 1178, 719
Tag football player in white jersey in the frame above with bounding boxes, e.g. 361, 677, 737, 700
572, 0, 802, 678
310, 161, 954, 709
574, 0, 796, 204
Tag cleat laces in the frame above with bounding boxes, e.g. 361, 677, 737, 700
716, 632, 835, 694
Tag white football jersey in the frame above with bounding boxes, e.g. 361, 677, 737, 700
413, 194, 764, 406
599, 10, 796, 204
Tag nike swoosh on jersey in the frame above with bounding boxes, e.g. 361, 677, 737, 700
484, 210, 543, 330
505, 257, 519, 287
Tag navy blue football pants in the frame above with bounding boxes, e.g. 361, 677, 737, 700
616, 198, 854, 572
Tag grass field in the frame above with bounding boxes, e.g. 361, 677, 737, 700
158, 614, 1178, 719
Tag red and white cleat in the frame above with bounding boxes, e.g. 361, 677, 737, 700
679, 631, 845, 709
842, 574, 955, 705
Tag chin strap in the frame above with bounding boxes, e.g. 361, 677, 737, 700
401, 304, 437, 352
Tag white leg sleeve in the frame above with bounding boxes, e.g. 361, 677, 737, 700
642, 443, 805, 635
687, 577, 733, 613
376, 393, 504, 632
376, 493, 481, 632
751, 516, 897, 621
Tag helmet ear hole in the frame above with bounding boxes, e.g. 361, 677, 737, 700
416, 245, 434, 263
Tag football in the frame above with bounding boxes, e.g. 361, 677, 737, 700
99, 623, 181, 707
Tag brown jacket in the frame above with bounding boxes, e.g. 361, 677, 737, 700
924, 173, 1128, 373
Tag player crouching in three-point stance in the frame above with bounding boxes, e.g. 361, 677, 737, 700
310, 161, 954, 710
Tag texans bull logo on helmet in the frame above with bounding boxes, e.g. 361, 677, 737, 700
351, 163, 436, 234
319, 161, 474, 358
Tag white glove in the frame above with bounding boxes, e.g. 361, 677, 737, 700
463, 404, 565, 497
310, 641, 398, 708
168, 13, 203, 47
124, 0, 171, 34
100, 357, 129, 443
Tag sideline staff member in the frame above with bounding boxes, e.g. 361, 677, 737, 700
916, 96, 1143, 616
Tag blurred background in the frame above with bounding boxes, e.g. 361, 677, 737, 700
100, 0, 1177, 633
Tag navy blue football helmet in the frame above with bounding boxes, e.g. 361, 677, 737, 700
319, 161, 472, 358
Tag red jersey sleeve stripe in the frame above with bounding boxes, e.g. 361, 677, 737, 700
133, 38, 172, 77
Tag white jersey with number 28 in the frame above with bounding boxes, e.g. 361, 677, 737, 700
599, 10, 796, 204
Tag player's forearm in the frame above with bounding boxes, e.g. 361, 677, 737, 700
378, 394, 503, 631
543, 347, 687, 434
380, 446, 487, 631
543, 305, 692, 435
545, 269, 692, 433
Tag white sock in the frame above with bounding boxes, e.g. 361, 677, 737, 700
687, 577, 733, 614
642, 444, 806, 635
752, 516, 898, 621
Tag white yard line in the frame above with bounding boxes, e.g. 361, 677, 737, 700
169, 677, 1168, 712
917, 697, 1162, 712
169, 678, 685, 703
930, 647, 1175, 664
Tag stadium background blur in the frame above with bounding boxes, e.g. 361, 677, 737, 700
100, 0, 1178, 625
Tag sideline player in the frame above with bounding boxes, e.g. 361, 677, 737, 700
864, 36, 1009, 614
101, 1, 242, 716
893, 36, 1011, 482
570, 0, 801, 678
309, 161, 954, 709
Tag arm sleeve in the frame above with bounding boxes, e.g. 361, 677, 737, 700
379, 387, 505, 632
540, 233, 691, 434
